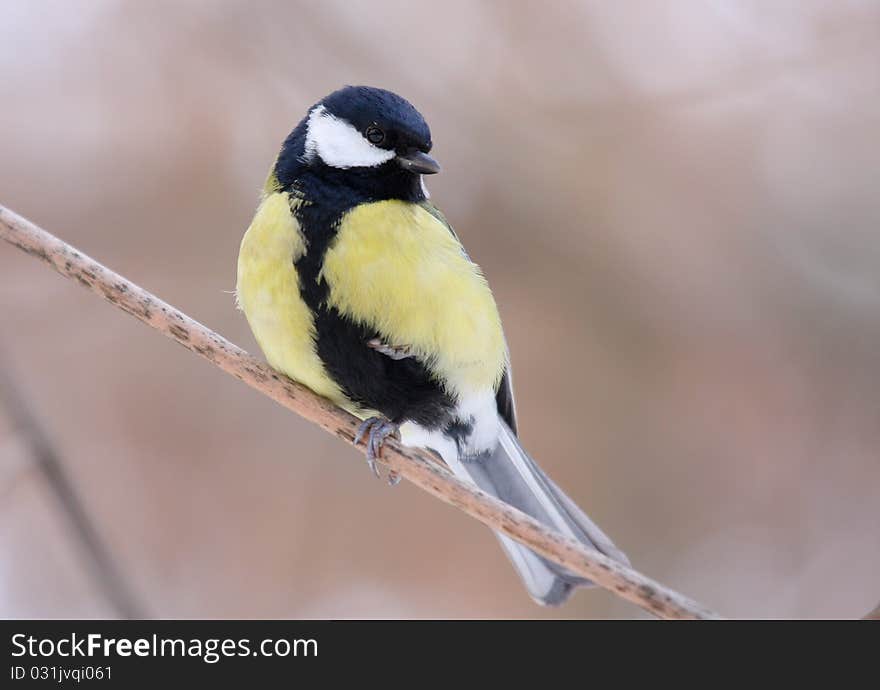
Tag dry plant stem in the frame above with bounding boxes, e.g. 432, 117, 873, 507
0, 204, 723, 620
0, 361, 146, 619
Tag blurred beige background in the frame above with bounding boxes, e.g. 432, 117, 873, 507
2, 0, 879, 619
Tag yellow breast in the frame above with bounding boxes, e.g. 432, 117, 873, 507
321, 200, 507, 396
236, 192, 346, 405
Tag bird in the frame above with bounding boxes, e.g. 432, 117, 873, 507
236, 85, 628, 605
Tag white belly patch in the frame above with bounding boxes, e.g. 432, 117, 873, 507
399, 389, 499, 464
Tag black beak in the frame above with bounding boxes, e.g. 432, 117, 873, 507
396, 150, 441, 175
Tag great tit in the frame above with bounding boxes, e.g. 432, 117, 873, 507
236, 85, 628, 605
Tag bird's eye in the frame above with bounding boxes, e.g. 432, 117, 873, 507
365, 125, 385, 145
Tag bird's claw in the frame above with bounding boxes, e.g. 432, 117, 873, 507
355, 417, 401, 485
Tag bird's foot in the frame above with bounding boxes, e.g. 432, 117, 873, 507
354, 417, 401, 486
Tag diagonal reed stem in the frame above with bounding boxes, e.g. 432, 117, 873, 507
0, 204, 723, 619
0, 361, 146, 619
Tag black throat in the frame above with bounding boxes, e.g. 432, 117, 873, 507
271, 126, 455, 428
274, 121, 426, 302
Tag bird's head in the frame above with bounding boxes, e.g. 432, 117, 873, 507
273, 86, 439, 200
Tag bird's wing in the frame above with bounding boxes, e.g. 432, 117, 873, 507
495, 366, 518, 436
418, 200, 460, 242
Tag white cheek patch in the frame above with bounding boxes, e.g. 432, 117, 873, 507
303, 105, 396, 169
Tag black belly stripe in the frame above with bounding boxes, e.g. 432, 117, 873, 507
289, 169, 456, 428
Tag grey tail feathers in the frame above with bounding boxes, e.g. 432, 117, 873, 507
451, 420, 629, 606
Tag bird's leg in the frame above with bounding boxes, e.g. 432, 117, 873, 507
354, 416, 401, 486
366, 338, 414, 360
